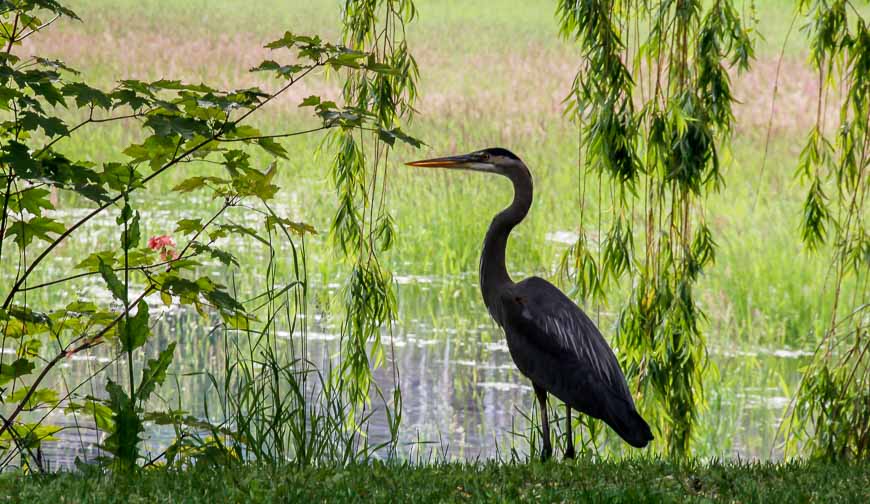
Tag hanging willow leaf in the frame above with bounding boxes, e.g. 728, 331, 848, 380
788, 0, 870, 460
558, 0, 755, 455
330, 0, 418, 427
800, 176, 830, 251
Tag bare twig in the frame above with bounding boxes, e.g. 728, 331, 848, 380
215, 125, 332, 143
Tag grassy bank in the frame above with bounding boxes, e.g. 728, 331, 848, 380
2, 459, 868, 503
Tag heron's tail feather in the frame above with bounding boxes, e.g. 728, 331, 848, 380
602, 399, 654, 448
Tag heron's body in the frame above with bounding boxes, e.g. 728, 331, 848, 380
407, 147, 653, 459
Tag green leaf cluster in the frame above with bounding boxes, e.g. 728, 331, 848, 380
788, 0, 869, 460
557, 0, 756, 455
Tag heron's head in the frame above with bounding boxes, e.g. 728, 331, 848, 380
405, 147, 529, 180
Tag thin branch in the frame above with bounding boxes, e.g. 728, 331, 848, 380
15, 14, 61, 43
0, 174, 12, 268
19, 251, 205, 292
215, 124, 332, 142
4, 12, 19, 54
34, 110, 150, 158
6, 182, 47, 198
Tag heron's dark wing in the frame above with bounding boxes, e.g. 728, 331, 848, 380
500, 276, 634, 406
500, 276, 653, 447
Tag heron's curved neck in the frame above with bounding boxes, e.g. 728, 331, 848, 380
480, 169, 533, 308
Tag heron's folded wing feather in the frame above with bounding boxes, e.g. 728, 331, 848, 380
501, 276, 635, 405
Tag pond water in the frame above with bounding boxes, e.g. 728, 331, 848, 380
3, 199, 812, 470
22, 273, 808, 470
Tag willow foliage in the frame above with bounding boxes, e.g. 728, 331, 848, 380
788, 0, 869, 459
331, 0, 420, 437
557, 0, 754, 455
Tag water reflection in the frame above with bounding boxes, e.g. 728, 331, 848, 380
23, 277, 810, 470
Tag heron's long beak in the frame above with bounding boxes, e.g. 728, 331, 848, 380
406, 153, 499, 175
405, 154, 476, 169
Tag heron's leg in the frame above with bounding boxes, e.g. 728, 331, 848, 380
565, 406, 575, 459
534, 383, 552, 462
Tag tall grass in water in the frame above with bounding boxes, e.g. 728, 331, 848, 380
187, 237, 401, 467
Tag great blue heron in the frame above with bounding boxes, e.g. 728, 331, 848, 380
406, 147, 653, 460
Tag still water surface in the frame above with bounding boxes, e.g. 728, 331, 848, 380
5, 203, 810, 469
31, 276, 808, 469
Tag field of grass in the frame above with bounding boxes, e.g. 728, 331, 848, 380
2, 459, 869, 503
17, 0, 858, 345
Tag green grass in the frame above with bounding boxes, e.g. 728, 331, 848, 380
2, 459, 868, 503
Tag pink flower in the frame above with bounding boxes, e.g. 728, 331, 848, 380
148, 235, 179, 262
148, 235, 176, 250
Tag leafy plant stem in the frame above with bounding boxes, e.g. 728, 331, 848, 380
0, 286, 155, 440
123, 190, 134, 402
0, 174, 12, 268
